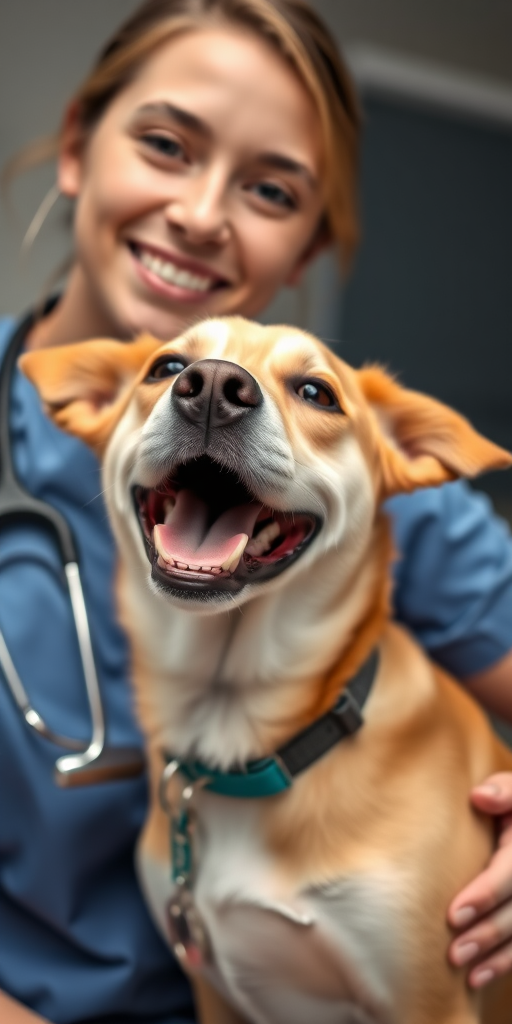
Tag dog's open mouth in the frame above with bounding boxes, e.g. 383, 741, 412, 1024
133, 455, 319, 598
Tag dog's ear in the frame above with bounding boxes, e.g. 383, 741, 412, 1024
357, 366, 512, 498
20, 334, 161, 454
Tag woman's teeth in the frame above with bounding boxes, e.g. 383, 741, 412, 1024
138, 248, 213, 292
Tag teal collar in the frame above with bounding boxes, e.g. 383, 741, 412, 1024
176, 755, 292, 798
164, 648, 379, 800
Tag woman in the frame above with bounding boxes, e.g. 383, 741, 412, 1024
1, 2, 512, 1021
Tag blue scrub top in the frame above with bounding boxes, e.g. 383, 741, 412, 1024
0, 315, 511, 1022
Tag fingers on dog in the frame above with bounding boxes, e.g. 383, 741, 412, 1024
470, 938, 512, 988
472, 773, 512, 812
450, 844, 512, 930
451, 896, 512, 964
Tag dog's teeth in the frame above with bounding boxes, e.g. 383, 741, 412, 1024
176, 561, 189, 570
157, 553, 172, 570
211, 567, 222, 575
153, 524, 176, 564
221, 535, 249, 573
246, 520, 280, 557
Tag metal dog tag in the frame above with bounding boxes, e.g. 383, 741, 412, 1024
167, 882, 210, 969
160, 760, 211, 968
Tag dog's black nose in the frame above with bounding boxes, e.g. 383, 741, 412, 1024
172, 359, 262, 428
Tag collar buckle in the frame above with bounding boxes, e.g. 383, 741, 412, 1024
333, 688, 364, 735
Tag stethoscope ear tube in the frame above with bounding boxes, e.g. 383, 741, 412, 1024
0, 310, 145, 785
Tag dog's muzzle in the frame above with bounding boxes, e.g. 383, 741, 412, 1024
132, 360, 320, 602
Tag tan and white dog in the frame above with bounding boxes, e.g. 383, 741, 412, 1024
22, 317, 512, 1024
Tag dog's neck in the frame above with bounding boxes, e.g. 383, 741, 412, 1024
119, 515, 392, 771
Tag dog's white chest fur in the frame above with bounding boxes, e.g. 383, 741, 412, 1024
138, 794, 402, 1024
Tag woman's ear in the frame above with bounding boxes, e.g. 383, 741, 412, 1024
357, 365, 512, 497
58, 101, 88, 199
20, 335, 161, 454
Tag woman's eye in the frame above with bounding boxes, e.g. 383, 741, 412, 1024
145, 356, 187, 382
142, 133, 185, 160
296, 380, 340, 411
251, 181, 295, 209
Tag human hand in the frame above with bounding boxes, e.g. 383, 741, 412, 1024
448, 773, 512, 987
0, 988, 51, 1022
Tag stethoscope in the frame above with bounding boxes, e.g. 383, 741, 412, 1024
0, 309, 145, 786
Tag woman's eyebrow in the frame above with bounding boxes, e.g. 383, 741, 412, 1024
135, 101, 212, 137
257, 153, 317, 190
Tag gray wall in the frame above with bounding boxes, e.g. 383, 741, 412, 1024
0, 0, 140, 317
315, 0, 512, 86
340, 95, 512, 500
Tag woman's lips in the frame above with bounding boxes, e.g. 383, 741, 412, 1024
128, 241, 229, 302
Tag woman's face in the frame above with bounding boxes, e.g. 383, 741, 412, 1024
60, 25, 326, 341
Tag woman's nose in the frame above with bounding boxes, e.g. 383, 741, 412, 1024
164, 168, 231, 246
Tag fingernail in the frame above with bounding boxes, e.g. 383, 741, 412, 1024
472, 968, 494, 988
452, 906, 477, 927
474, 783, 500, 796
452, 941, 479, 965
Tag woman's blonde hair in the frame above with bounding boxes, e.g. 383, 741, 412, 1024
10, 0, 361, 267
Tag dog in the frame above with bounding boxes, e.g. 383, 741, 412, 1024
22, 317, 512, 1024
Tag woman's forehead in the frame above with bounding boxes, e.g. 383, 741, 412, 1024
109, 24, 323, 168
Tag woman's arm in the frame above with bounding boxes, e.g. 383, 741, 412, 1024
388, 482, 512, 683
465, 648, 512, 722
0, 991, 50, 1023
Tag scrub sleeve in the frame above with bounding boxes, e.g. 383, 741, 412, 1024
0, 313, 511, 1022
388, 485, 512, 677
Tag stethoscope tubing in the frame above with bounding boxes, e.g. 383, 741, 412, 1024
0, 617, 85, 750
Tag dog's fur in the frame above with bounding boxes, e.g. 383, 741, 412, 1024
22, 317, 512, 1024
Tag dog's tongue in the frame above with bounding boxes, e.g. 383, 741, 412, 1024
153, 489, 262, 571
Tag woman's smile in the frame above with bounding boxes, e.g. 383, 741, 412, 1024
128, 239, 231, 302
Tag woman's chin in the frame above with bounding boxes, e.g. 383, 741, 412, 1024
112, 285, 225, 342
113, 298, 201, 343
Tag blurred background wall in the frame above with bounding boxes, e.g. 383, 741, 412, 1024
1, 0, 512, 515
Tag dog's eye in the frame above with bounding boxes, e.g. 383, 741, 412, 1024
296, 380, 340, 411
145, 355, 187, 382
